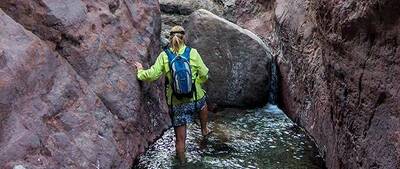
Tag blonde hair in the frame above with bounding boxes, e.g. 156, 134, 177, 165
169, 26, 185, 54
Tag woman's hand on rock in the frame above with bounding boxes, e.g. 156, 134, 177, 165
134, 61, 143, 70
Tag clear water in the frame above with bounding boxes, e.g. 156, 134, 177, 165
134, 104, 326, 169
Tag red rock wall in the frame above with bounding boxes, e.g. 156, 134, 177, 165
230, 0, 400, 168
0, 0, 169, 168
276, 0, 400, 168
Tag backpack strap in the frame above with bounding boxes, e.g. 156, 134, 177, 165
163, 47, 175, 109
181, 47, 197, 106
163, 47, 176, 64
182, 47, 191, 61
164, 47, 191, 61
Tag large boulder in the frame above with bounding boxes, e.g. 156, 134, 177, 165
0, 0, 169, 168
184, 9, 272, 107
274, 0, 400, 168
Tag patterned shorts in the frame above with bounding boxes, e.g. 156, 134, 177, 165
170, 97, 207, 127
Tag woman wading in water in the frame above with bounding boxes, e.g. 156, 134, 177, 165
134, 26, 211, 161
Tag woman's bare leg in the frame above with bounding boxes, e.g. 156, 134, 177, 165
174, 125, 186, 162
199, 104, 209, 136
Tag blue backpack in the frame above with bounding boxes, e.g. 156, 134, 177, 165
164, 47, 194, 99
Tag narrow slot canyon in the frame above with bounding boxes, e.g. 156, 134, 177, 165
0, 0, 399, 169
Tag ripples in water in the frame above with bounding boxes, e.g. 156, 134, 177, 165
135, 104, 326, 169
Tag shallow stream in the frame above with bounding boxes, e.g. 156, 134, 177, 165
135, 104, 326, 169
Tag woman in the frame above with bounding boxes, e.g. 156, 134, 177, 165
134, 26, 210, 160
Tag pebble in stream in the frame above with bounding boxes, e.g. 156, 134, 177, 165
134, 104, 326, 169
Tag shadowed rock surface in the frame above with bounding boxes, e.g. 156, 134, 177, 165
0, 0, 169, 168
275, 0, 400, 168
229, 0, 400, 168
184, 9, 272, 107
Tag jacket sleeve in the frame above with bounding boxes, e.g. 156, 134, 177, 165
137, 52, 165, 82
192, 49, 209, 84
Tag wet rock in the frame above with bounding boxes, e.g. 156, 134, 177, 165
184, 9, 272, 107
0, 0, 169, 168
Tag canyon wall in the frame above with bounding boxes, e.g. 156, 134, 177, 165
233, 0, 400, 168
0, 0, 169, 168
276, 0, 400, 168
220, 0, 400, 168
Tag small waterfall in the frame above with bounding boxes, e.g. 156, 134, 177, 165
268, 59, 278, 105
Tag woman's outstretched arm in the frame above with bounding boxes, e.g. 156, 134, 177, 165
136, 53, 165, 82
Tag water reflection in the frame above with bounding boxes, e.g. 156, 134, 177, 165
135, 104, 326, 169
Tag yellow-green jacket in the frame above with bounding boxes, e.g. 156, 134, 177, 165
137, 45, 209, 106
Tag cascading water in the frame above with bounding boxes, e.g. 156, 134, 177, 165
265, 58, 286, 115
268, 60, 278, 105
